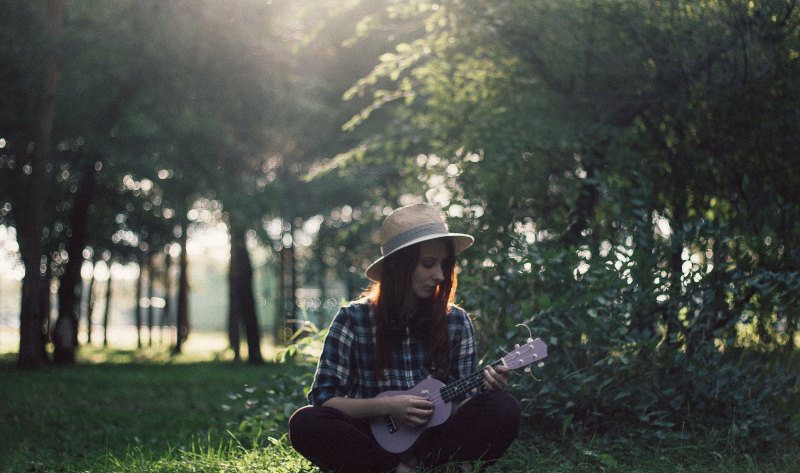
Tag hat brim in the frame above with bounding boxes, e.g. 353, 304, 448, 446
365, 233, 474, 281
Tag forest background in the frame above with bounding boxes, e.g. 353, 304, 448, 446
0, 0, 798, 471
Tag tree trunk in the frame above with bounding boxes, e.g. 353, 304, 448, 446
228, 238, 241, 359
40, 263, 53, 360
84, 262, 96, 345
278, 232, 298, 342
17, 257, 47, 368
277, 245, 287, 344
174, 224, 190, 354
135, 253, 144, 349
229, 225, 263, 364
228, 286, 241, 361
53, 267, 80, 363
290, 243, 298, 330
146, 254, 154, 347
161, 250, 172, 345
103, 264, 112, 347
316, 241, 328, 327
16, 0, 64, 369
54, 158, 97, 363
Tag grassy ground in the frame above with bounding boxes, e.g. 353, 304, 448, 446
0, 349, 281, 471
0, 346, 797, 473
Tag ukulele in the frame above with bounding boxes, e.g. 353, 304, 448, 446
370, 338, 548, 453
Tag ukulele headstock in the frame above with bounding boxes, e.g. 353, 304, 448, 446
502, 338, 548, 370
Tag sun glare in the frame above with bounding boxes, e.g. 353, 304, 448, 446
187, 224, 230, 262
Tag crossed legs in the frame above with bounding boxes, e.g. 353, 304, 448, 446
288, 391, 521, 473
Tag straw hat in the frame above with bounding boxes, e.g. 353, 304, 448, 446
365, 203, 474, 281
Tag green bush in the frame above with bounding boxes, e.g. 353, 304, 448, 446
461, 240, 800, 449
222, 363, 313, 446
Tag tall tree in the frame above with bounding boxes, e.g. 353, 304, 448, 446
12, 0, 64, 368
228, 224, 264, 363
173, 220, 190, 353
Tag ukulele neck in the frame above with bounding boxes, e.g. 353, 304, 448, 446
439, 359, 503, 403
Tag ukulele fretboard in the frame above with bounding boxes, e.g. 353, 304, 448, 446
440, 360, 503, 403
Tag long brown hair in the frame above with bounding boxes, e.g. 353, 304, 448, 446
362, 238, 458, 379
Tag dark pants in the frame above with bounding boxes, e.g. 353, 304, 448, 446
288, 391, 521, 473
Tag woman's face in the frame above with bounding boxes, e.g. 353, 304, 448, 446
409, 239, 448, 300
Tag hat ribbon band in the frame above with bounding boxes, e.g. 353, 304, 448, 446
383, 222, 449, 255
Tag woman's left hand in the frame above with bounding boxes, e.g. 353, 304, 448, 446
483, 364, 510, 391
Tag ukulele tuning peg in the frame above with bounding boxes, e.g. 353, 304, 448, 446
537, 362, 545, 368
524, 367, 531, 373
527, 337, 534, 343
514, 344, 520, 349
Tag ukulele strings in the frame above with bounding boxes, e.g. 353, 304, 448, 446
426, 371, 484, 404
422, 344, 536, 405
424, 360, 502, 405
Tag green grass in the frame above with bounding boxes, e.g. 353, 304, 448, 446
0, 348, 296, 472
0, 347, 797, 473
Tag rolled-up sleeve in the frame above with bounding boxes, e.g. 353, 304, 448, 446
307, 308, 355, 406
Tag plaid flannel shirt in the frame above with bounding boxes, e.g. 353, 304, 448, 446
307, 300, 478, 406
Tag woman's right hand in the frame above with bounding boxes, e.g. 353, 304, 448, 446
386, 394, 434, 427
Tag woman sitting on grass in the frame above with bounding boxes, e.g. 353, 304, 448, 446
289, 203, 521, 472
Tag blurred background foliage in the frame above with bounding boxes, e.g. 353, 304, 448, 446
1, 0, 798, 447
